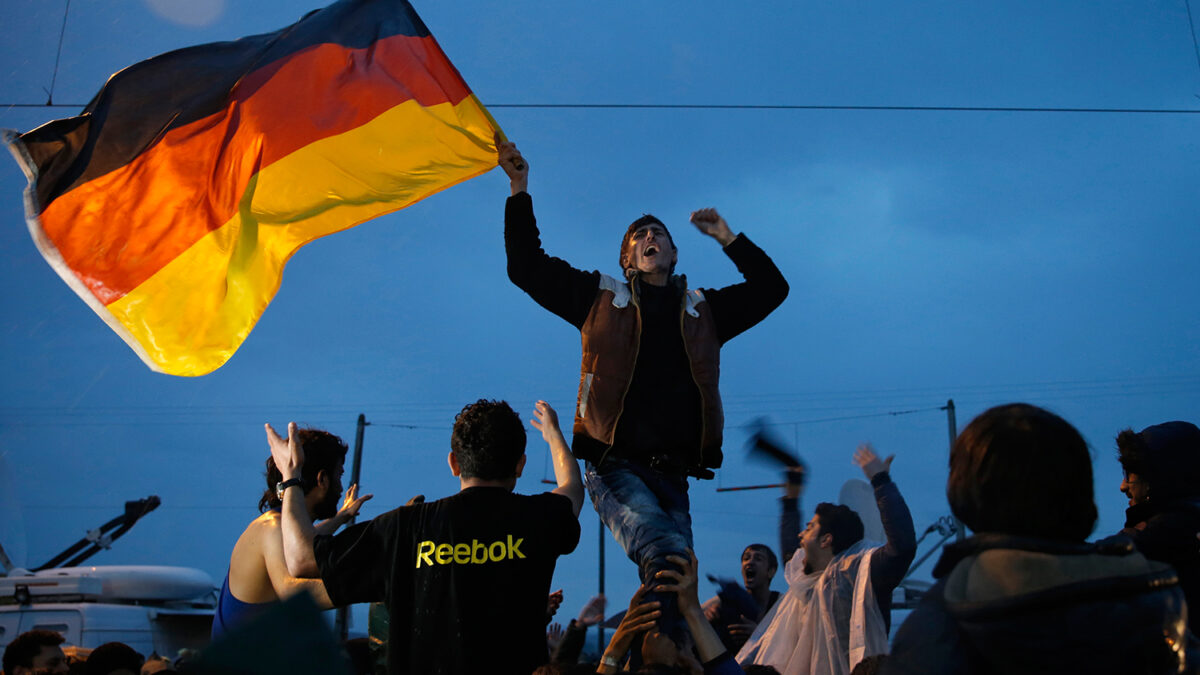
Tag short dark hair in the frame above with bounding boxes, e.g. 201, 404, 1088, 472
948, 403, 1096, 541
84, 641, 143, 675
619, 215, 676, 274
743, 543, 778, 572
259, 427, 349, 512
451, 399, 526, 480
3, 629, 65, 674
814, 502, 864, 555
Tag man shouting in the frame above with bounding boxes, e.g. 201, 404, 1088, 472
498, 139, 788, 638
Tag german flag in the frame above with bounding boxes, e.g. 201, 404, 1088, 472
4, 0, 501, 376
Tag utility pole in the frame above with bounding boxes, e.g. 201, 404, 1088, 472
597, 520, 606, 654
945, 399, 964, 541
335, 414, 368, 640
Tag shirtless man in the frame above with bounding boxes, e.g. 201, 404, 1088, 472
211, 427, 371, 639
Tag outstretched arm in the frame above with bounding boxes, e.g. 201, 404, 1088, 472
853, 444, 917, 597
502, 139, 599, 329
266, 422, 321, 578
533, 400, 584, 517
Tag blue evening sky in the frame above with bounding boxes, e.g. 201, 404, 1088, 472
2, 0, 1198, 633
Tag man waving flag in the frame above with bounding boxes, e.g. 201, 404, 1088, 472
4, 0, 502, 376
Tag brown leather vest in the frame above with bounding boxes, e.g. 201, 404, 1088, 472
573, 274, 724, 469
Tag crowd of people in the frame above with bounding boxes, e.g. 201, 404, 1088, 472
5, 142, 1199, 674
1, 631, 187, 675
7, 406, 1196, 675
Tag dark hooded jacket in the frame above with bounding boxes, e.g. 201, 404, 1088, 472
883, 534, 1193, 675
1112, 420, 1200, 634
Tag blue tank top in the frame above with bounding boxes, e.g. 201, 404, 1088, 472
211, 571, 279, 640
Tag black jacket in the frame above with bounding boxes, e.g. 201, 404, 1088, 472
884, 534, 1192, 675
1116, 497, 1200, 635
504, 192, 788, 469
1111, 420, 1200, 635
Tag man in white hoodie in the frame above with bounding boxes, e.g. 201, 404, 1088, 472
737, 445, 915, 675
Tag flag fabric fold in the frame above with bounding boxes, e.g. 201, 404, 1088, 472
5, 0, 502, 376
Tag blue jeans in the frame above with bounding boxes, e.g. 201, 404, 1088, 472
584, 459, 693, 584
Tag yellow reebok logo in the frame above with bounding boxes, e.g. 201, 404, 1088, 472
415, 535, 526, 568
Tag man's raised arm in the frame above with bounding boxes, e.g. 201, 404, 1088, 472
853, 444, 917, 596
499, 139, 599, 329
532, 400, 584, 516
780, 466, 805, 564
266, 422, 322, 578
694, 210, 789, 345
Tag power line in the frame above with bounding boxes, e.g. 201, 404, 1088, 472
370, 422, 444, 431
734, 405, 945, 429
486, 103, 1200, 115
0, 375, 1195, 413
44, 0, 72, 106
1, 375, 1196, 426
7, 101, 1200, 114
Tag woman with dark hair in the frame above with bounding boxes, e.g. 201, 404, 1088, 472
885, 403, 1192, 675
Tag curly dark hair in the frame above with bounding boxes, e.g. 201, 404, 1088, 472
259, 427, 348, 512
947, 403, 1096, 541
814, 502, 865, 555
1115, 428, 1148, 478
451, 399, 526, 480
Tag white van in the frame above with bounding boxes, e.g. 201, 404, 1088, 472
0, 565, 215, 662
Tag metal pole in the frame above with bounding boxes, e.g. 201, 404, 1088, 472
597, 519, 606, 654
335, 414, 368, 641
946, 399, 965, 541
349, 413, 366, 489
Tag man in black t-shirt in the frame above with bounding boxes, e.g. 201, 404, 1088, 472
271, 399, 583, 675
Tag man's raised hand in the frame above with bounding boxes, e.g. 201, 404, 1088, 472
265, 422, 303, 481
531, 400, 566, 446
576, 593, 607, 627
689, 208, 735, 247
853, 443, 894, 481
546, 588, 564, 620
495, 133, 528, 194
337, 483, 374, 520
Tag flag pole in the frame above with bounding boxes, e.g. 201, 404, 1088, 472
335, 414, 368, 640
